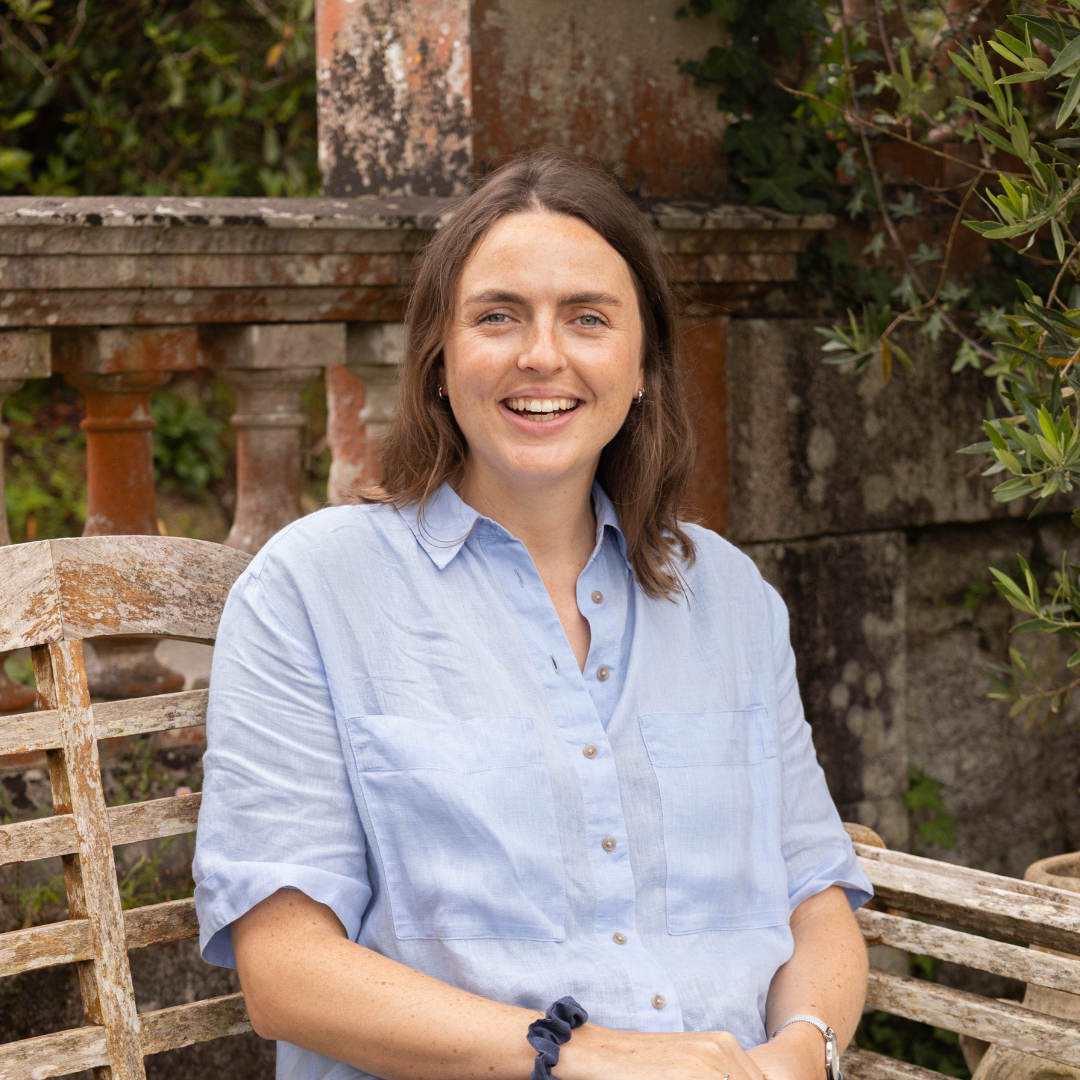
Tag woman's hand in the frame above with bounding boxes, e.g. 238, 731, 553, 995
556, 1024, 765, 1080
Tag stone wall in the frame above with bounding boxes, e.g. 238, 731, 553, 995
728, 317, 1080, 875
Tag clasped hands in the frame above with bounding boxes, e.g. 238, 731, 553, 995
554, 1020, 827, 1080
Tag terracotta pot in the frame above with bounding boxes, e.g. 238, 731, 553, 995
965, 853, 1080, 1080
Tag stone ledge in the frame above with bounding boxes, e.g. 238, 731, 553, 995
0, 196, 833, 234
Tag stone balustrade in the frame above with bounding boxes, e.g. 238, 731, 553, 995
0, 194, 828, 711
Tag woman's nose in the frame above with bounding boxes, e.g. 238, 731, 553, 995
518, 323, 566, 373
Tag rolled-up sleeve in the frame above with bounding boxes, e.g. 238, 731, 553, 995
765, 583, 874, 913
193, 546, 372, 968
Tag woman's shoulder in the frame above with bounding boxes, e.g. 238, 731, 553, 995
243, 502, 411, 583
680, 521, 763, 584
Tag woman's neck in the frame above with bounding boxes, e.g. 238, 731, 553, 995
457, 464, 598, 574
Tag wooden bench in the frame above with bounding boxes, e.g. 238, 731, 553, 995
1, 535, 1079, 1078
0, 535, 251, 1080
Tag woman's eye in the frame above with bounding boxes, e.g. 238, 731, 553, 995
577, 314, 603, 327
480, 312, 510, 324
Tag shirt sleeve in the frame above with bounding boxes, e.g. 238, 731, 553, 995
765, 582, 874, 912
192, 549, 372, 968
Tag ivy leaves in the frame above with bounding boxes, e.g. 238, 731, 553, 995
0, 0, 318, 197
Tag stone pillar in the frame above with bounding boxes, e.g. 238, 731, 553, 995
316, 0, 472, 197
0, 330, 50, 715
326, 323, 405, 501
201, 323, 344, 553
52, 327, 202, 700
315, 0, 728, 199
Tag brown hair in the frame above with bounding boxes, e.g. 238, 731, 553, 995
359, 152, 697, 600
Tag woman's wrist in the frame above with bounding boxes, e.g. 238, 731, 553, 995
749, 1023, 831, 1080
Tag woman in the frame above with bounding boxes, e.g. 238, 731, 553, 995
193, 153, 872, 1080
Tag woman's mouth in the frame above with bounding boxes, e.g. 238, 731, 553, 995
502, 397, 580, 422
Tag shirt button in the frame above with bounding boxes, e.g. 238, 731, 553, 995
602, 836, 616, 852
583, 745, 598, 758
652, 994, 666, 1010
597, 666, 610, 681
591, 590, 604, 604
613, 932, 627, 945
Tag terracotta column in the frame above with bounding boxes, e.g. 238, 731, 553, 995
53, 327, 201, 699
201, 323, 344, 553
0, 330, 50, 715
680, 318, 730, 535
326, 323, 404, 502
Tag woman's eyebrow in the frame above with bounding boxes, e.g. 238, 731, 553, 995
560, 292, 622, 307
464, 289, 623, 308
464, 289, 529, 306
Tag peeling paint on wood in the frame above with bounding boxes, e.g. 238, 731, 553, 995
0, 538, 250, 649
0, 792, 200, 865
51, 537, 251, 641
0, 994, 251, 1080
857, 907, 1080, 994
0, 540, 62, 652
866, 968, 1080, 1067
844, 1047, 951, 1080
0, 688, 207, 756
139, 993, 252, 1055
856, 843, 1080, 954
36, 638, 146, 1079
0, 898, 199, 979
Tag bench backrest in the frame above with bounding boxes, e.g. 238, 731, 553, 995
843, 823, 1080, 1080
0, 535, 251, 1080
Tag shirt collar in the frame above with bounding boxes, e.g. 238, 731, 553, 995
400, 482, 481, 569
401, 480, 630, 572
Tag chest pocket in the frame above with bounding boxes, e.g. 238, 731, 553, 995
639, 709, 788, 933
345, 714, 565, 941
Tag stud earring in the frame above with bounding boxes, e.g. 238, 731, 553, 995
438, 385, 444, 399
636, 387, 645, 403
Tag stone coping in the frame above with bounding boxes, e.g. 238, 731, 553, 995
0, 196, 833, 234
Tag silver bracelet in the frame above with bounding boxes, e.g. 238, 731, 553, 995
770, 1014, 842, 1080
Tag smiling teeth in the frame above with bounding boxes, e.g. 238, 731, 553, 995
505, 397, 579, 416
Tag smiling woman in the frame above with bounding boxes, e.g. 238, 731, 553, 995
192, 153, 873, 1080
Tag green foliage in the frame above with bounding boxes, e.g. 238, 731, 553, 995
152, 382, 229, 496
4, 867, 66, 929
857, 1011, 969, 1077
2, 375, 86, 542
117, 836, 194, 909
904, 766, 958, 850
677, 0, 842, 213
0, 0, 318, 197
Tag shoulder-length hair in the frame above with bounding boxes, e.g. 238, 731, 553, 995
359, 152, 697, 600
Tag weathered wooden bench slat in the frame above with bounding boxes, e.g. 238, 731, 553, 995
856, 907, 1080, 993
843, 1047, 952, 1080
866, 969, 1080, 1066
0, 992, 251, 1080
0, 537, 250, 651
0, 688, 208, 756
35, 639, 146, 1079
0, 898, 199, 978
856, 843, 1080, 954
0, 791, 201, 865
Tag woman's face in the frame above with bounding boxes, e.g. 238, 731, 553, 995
441, 210, 644, 494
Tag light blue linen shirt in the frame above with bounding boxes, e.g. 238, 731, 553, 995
193, 482, 872, 1080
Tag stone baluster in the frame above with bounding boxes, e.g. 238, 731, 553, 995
52, 326, 201, 700
201, 323, 345, 554
0, 330, 50, 715
326, 323, 404, 502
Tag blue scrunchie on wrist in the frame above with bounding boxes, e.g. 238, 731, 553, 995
526, 997, 589, 1080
